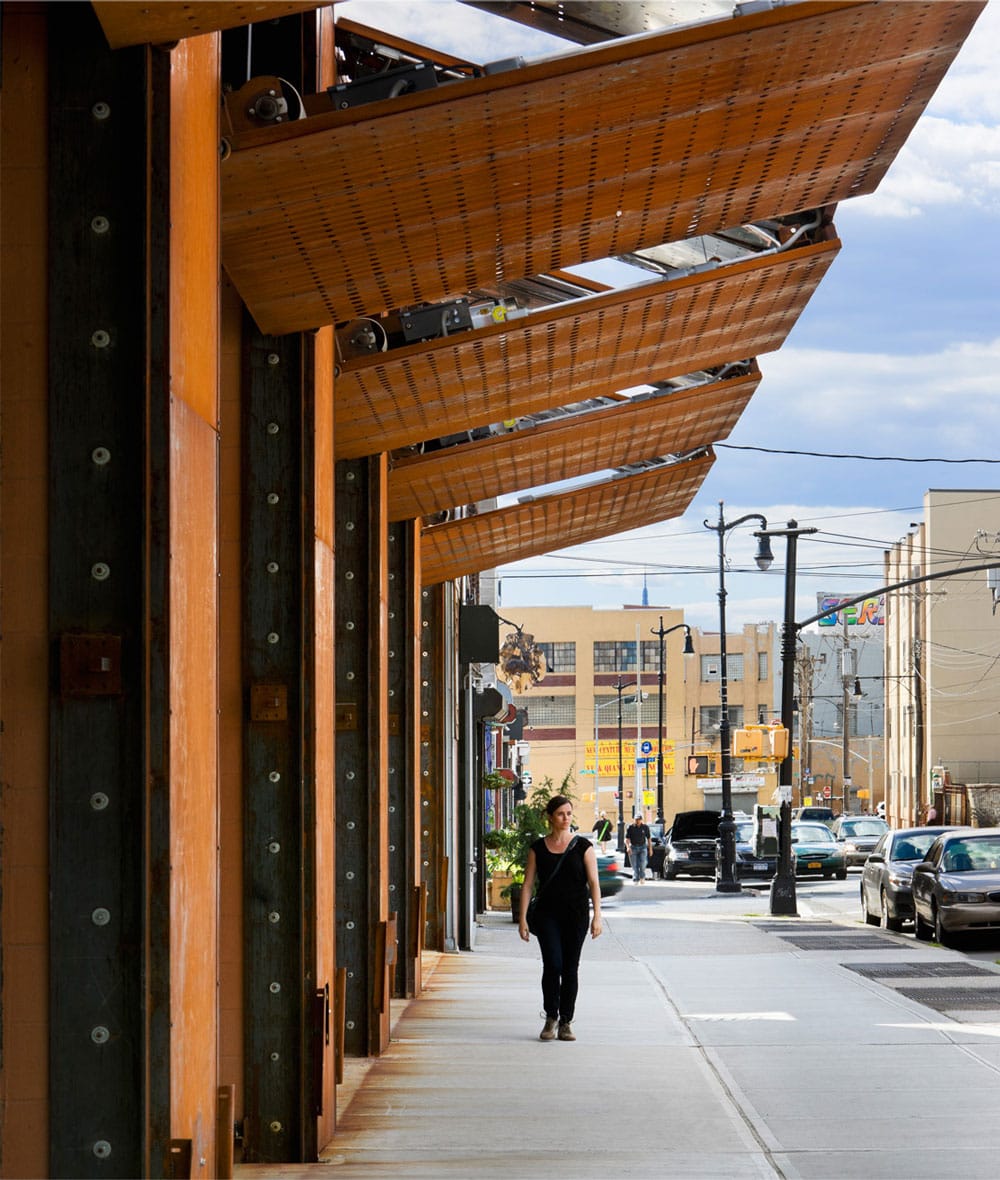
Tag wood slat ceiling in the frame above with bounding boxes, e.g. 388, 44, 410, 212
420, 451, 714, 586
92, 1, 324, 50
388, 367, 759, 522
335, 239, 838, 460
220, 1, 982, 334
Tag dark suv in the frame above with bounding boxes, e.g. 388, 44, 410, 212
662, 811, 721, 878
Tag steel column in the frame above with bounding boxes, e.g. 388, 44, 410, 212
47, 10, 151, 1176
387, 521, 423, 996
241, 325, 308, 1162
335, 456, 391, 1056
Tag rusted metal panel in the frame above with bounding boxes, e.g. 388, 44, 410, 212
220, 2, 981, 334
333, 242, 838, 459
421, 450, 713, 585
47, 8, 150, 1175
387, 368, 760, 522
92, 1, 323, 50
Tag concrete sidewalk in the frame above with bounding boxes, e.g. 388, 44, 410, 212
240, 885, 1000, 1179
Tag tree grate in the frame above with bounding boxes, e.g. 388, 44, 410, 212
844, 962, 998, 980
753, 922, 839, 932
896, 987, 1000, 1011
776, 934, 898, 949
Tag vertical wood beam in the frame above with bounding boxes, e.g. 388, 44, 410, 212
335, 456, 390, 1056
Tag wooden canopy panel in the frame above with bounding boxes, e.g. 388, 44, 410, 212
420, 451, 713, 586
335, 239, 837, 460
92, 2, 324, 49
220, 1, 982, 334
388, 368, 759, 522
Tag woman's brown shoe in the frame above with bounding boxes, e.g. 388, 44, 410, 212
557, 1022, 575, 1041
539, 1018, 558, 1041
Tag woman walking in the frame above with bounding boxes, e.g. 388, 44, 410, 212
518, 795, 602, 1041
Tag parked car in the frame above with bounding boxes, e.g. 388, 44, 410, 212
860, 826, 957, 930
662, 810, 721, 879
791, 806, 836, 825
790, 822, 847, 879
733, 818, 777, 882
597, 852, 624, 898
830, 815, 889, 867
911, 828, 1000, 945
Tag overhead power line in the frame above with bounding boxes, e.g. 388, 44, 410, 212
717, 443, 1000, 464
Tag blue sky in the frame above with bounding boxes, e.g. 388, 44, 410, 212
342, 0, 1000, 630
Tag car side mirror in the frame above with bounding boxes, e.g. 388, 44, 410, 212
915, 861, 935, 872
867, 853, 885, 864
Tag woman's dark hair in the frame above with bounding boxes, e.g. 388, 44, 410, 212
545, 794, 572, 818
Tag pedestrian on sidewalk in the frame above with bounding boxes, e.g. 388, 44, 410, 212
518, 795, 602, 1042
592, 811, 613, 852
626, 813, 652, 882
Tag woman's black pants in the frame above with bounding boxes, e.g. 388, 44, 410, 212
532, 909, 588, 1022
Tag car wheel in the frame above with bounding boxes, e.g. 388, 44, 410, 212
836, 868, 847, 881
879, 888, 903, 933
933, 903, 952, 947
914, 908, 933, 941
862, 886, 879, 926
665, 866, 678, 880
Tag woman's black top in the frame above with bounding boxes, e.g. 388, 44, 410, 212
531, 836, 590, 922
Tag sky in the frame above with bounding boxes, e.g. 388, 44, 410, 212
341, 0, 1000, 631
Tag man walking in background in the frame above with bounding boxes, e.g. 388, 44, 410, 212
626, 814, 652, 883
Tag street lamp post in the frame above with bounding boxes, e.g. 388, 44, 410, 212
704, 502, 773, 893
755, 519, 816, 916
651, 618, 694, 825
614, 676, 637, 852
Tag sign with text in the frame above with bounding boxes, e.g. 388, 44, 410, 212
816, 592, 884, 628
585, 739, 674, 777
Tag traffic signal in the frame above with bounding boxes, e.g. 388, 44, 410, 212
686, 754, 709, 775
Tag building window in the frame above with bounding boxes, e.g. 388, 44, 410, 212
699, 705, 744, 735
640, 640, 660, 673
594, 692, 660, 726
593, 640, 636, 672
758, 651, 768, 680
513, 694, 576, 727
700, 654, 744, 682
536, 641, 576, 673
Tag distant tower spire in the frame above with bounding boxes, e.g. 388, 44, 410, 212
642, 571, 649, 607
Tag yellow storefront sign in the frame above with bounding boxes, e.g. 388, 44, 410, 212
584, 740, 675, 777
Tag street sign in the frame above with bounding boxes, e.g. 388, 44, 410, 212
640, 740, 652, 755
521, 772, 533, 786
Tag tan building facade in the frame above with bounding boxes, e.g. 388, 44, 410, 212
500, 606, 778, 832
884, 489, 1000, 826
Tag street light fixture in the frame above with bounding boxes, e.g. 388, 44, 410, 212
704, 502, 774, 893
650, 617, 694, 825
754, 518, 817, 916
614, 675, 637, 852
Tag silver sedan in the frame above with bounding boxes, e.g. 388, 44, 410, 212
912, 828, 1000, 945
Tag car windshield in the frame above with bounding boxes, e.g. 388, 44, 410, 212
792, 824, 835, 844
735, 821, 754, 842
891, 832, 939, 861
943, 837, 1000, 873
841, 819, 887, 837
